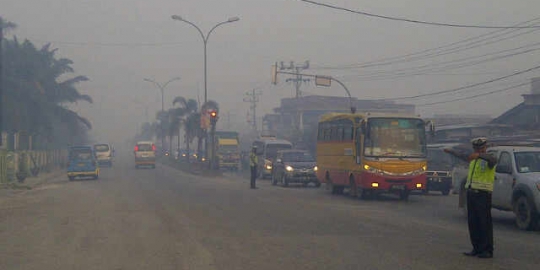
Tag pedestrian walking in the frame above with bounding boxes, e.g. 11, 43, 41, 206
445, 137, 497, 259
249, 146, 258, 189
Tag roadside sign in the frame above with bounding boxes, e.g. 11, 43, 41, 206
271, 63, 278, 85
315, 76, 332, 87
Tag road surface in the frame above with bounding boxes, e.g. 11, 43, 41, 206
1, 154, 538, 270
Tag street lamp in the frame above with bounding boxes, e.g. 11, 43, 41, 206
171, 15, 239, 166
143, 77, 181, 152
170, 15, 239, 105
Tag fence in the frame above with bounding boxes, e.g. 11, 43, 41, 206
0, 150, 67, 183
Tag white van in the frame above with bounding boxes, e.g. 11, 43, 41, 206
93, 143, 114, 167
252, 138, 293, 179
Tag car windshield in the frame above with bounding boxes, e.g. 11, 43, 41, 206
282, 152, 315, 162
265, 144, 292, 160
70, 149, 93, 160
364, 118, 427, 158
94, 144, 110, 152
514, 152, 540, 173
137, 144, 153, 151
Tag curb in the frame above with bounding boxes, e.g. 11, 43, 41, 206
0, 168, 64, 191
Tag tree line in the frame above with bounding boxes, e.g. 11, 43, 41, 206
135, 97, 219, 160
1, 17, 92, 149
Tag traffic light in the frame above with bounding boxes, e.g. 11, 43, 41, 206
209, 110, 218, 126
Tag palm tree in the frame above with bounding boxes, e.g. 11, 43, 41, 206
2, 36, 92, 148
0, 17, 17, 143
171, 96, 198, 160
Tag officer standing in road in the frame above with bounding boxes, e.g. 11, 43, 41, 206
249, 146, 258, 189
445, 137, 497, 259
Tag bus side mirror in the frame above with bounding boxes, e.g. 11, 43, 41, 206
426, 120, 435, 137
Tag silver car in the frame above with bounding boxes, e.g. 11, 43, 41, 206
456, 146, 540, 230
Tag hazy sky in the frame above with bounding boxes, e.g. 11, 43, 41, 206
3, 0, 540, 143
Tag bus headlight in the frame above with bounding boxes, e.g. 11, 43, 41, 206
364, 164, 383, 175
286, 166, 294, 172
313, 166, 318, 172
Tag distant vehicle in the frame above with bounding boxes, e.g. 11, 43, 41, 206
456, 145, 540, 230
67, 146, 99, 180
176, 149, 197, 161
271, 149, 320, 187
93, 143, 114, 167
214, 131, 241, 171
252, 137, 293, 179
425, 144, 464, 195
134, 141, 156, 169
316, 113, 431, 200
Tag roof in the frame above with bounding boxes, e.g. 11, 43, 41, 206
277, 149, 308, 154
218, 139, 238, 145
489, 146, 540, 152
427, 143, 462, 149
435, 123, 512, 131
136, 141, 154, 145
265, 139, 293, 145
69, 145, 92, 149
319, 112, 423, 122
278, 95, 415, 113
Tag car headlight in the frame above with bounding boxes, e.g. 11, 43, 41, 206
286, 165, 294, 172
266, 165, 272, 170
313, 166, 318, 172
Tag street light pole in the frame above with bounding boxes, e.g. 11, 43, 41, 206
143, 77, 181, 153
171, 15, 239, 105
171, 15, 239, 165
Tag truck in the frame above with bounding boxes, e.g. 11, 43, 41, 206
213, 131, 241, 171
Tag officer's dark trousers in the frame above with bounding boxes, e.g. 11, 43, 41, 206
467, 189, 493, 254
250, 166, 257, 188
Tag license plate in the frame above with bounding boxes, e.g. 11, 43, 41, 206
392, 185, 405, 190
78, 163, 86, 167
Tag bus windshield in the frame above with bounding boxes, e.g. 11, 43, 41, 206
364, 118, 426, 158
218, 145, 238, 153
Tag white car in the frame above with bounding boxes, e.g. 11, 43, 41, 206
134, 141, 156, 169
456, 146, 540, 230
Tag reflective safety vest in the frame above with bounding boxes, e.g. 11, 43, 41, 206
466, 158, 496, 192
250, 152, 258, 167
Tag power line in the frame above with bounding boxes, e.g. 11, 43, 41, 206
383, 64, 540, 101
338, 41, 540, 81
298, 0, 540, 29
315, 17, 540, 70
417, 81, 530, 106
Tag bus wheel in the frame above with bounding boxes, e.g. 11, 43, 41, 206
349, 177, 358, 198
400, 190, 410, 201
358, 189, 372, 200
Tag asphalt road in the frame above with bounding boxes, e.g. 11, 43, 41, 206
1, 154, 538, 270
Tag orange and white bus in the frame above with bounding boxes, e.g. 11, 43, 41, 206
316, 113, 429, 200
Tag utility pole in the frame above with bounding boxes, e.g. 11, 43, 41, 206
0, 26, 4, 147
279, 60, 310, 140
243, 89, 262, 132
280, 60, 310, 99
